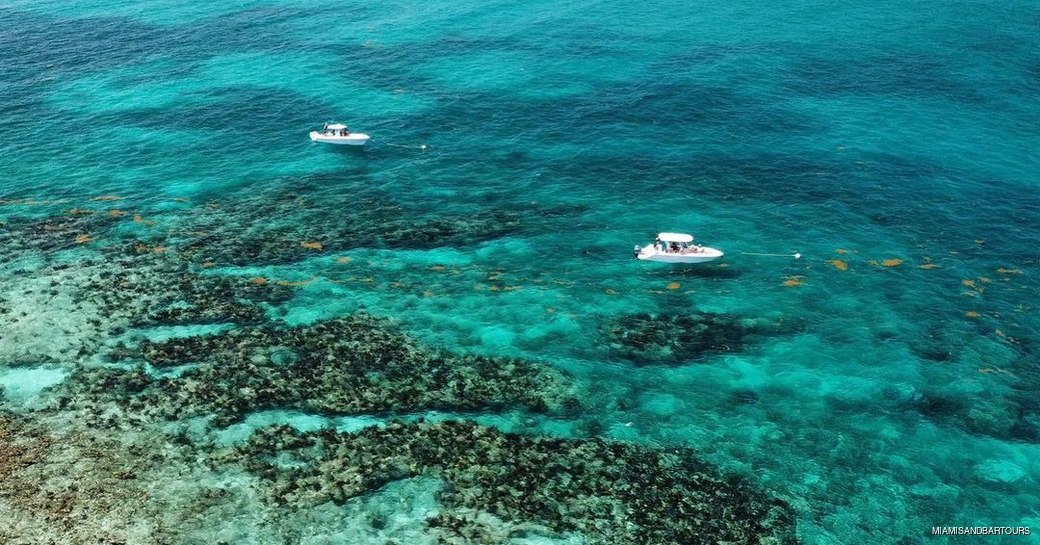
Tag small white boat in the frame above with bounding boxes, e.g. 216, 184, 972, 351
634, 232, 723, 263
309, 123, 370, 145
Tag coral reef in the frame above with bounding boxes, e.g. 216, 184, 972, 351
0, 412, 179, 544
58, 315, 580, 426
603, 312, 798, 364
237, 420, 797, 545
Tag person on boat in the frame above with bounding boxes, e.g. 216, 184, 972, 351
669, 242, 679, 253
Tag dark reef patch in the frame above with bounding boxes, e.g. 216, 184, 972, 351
905, 388, 1040, 445
59, 315, 579, 426
603, 312, 797, 365
0, 208, 123, 254
171, 188, 526, 267
80, 247, 294, 327
4, 188, 536, 271
236, 420, 798, 545
783, 52, 988, 104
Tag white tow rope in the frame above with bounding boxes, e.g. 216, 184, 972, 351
739, 252, 802, 259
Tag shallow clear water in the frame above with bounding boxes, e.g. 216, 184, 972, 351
1, 0, 1038, 543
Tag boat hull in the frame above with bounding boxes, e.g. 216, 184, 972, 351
637, 247, 723, 263
309, 131, 370, 145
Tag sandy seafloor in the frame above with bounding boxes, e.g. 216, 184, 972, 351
0, 0, 1038, 543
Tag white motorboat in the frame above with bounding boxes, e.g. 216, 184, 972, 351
309, 123, 370, 145
634, 232, 723, 263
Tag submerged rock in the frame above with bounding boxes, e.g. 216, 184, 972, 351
974, 459, 1026, 484
237, 420, 798, 545
603, 312, 797, 364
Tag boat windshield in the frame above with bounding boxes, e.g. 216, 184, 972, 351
658, 241, 704, 254
321, 123, 349, 135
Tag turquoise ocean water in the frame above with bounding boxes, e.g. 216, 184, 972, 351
1, 0, 1038, 543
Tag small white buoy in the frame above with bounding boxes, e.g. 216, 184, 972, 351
625, 421, 634, 427
420, 144, 427, 150
794, 253, 802, 259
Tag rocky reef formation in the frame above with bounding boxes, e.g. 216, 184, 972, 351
77, 247, 294, 327
57, 315, 579, 426
2, 198, 799, 544
1, 188, 534, 271
236, 419, 797, 545
603, 312, 799, 365
169, 189, 527, 266
2, 198, 578, 425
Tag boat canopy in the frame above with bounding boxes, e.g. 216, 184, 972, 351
325, 123, 347, 130
657, 232, 693, 243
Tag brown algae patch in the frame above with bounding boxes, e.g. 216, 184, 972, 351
828, 259, 849, 271
881, 259, 903, 267
275, 278, 316, 287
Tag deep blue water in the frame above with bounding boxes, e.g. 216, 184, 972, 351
1, 1, 1038, 543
